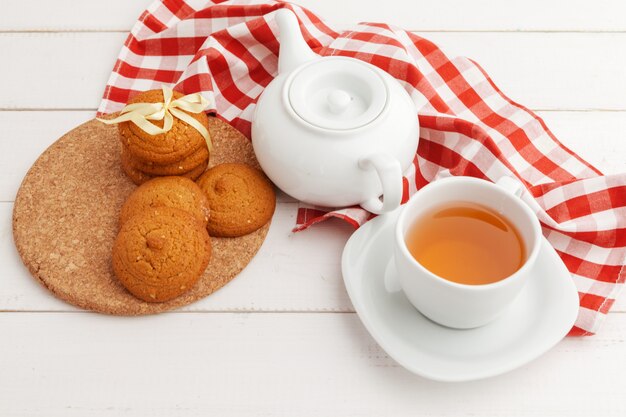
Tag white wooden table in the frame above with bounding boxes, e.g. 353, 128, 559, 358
2, 1, 626, 415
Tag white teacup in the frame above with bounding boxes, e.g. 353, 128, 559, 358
393, 176, 542, 329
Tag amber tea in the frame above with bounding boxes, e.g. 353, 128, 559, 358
405, 202, 526, 285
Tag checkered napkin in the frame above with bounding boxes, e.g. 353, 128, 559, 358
99, 0, 625, 336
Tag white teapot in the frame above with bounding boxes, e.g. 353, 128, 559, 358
252, 9, 419, 214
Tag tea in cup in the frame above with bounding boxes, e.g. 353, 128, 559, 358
393, 176, 542, 329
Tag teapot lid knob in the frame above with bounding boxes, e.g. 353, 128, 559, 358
327, 90, 352, 114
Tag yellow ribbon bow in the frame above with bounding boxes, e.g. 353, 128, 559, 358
98, 86, 213, 152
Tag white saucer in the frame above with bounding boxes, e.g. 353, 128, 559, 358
341, 208, 579, 382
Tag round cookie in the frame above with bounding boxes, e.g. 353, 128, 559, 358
119, 89, 209, 165
124, 142, 209, 176
121, 148, 208, 185
196, 163, 276, 237
119, 176, 210, 228
112, 207, 212, 303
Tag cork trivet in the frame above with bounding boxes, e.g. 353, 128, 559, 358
12, 117, 270, 315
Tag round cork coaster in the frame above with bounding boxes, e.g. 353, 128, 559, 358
12, 117, 270, 315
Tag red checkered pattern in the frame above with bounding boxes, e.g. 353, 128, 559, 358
99, 0, 625, 336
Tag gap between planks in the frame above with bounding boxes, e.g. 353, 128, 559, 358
3, 30, 626, 34
0, 310, 355, 314
2, 109, 626, 113
0, 310, 624, 315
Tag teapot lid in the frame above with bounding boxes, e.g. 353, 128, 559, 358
287, 57, 388, 130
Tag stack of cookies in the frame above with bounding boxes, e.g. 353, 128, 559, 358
118, 89, 211, 185
102, 89, 278, 304
113, 177, 212, 302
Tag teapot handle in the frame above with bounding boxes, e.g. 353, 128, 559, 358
358, 154, 403, 214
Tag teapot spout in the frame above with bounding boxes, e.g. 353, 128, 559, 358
275, 9, 318, 74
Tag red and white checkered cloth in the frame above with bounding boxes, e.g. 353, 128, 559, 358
99, 0, 625, 336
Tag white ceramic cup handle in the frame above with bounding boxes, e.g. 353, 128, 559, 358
358, 153, 403, 214
495, 176, 525, 198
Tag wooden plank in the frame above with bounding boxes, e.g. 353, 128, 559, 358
301, 0, 626, 32
2, 0, 626, 32
0, 0, 149, 32
1, 110, 625, 312
1, 110, 625, 203
419, 32, 626, 111
0, 110, 297, 204
1, 201, 355, 313
0, 33, 125, 110
0, 311, 625, 417
1, 32, 625, 111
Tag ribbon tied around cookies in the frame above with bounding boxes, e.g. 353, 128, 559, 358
98, 86, 213, 152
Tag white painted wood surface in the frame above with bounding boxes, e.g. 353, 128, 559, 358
2, 0, 626, 32
2, 312, 626, 417
1, 1, 625, 416
2, 32, 626, 110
